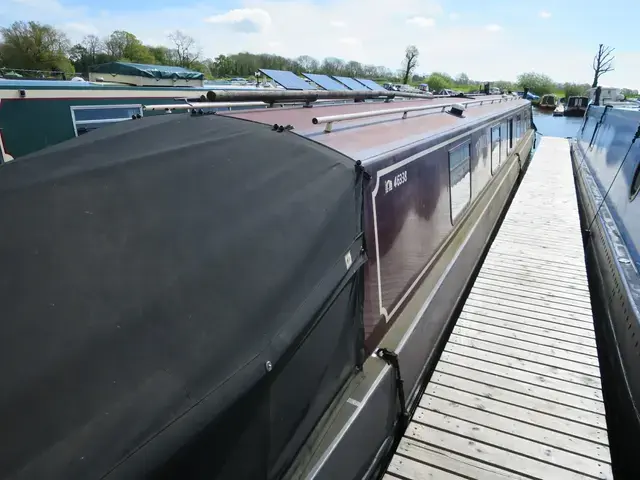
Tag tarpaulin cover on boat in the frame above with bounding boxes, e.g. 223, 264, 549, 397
89, 61, 205, 80
0, 113, 366, 479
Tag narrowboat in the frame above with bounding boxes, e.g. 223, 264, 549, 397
0, 74, 277, 162
537, 93, 558, 111
564, 96, 589, 117
571, 99, 640, 477
0, 88, 534, 479
0, 66, 428, 162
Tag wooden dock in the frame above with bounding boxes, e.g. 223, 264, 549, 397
384, 137, 613, 479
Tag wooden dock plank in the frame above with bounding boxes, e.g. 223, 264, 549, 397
438, 351, 603, 401
391, 438, 529, 479
384, 137, 613, 479
458, 311, 597, 347
433, 362, 605, 414
443, 343, 603, 390
421, 385, 608, 445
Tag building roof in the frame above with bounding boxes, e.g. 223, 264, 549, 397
90, 62, 205, 81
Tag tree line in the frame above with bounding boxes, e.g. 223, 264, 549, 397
1, 21, 637, 98
0, 20, 400, 81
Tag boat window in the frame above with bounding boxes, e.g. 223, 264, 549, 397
631, 161, 640, 201
71, 105, 143, 136
508, 118, 513, 151
449, 141, 472, 223
491, 125, 501, 174
516, 114, 522, 140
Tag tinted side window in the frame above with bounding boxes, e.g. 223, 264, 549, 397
71, 105, 142, 136
491, 125, 501, 174
449, 142, 472, 222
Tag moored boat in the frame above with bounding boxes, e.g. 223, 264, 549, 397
0, 83, 534, 479
537, 93, 558, 111
553, 103, 565, 116
0, 70, 429, 162
0, 77, 277, 161
571, 101, 640, 477
564, 95, 589, 116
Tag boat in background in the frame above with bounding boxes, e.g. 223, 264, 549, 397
0, 78, 270, 161
585, 86, 639, 110
537, 93, 558, 111
553, 103, 565, 116
0, 66, 442, 162
564, 96, 589, 116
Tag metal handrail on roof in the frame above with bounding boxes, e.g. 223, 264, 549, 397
143, 98, 361, 112
312, 96, 517, 133
143, 102, 273, 112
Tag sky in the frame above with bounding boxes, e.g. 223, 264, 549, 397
2, 0, 639, 89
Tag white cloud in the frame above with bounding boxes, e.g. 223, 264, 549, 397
485, 24, 502, 32
330, 20, 347, 28
2, 0, 639, 89
449, 12, 460, 20
9, 0, 63, 10
406, 16, 436, 27
539, 10, 552, 19
422, 4, 444, 15
339, 37, 361, 46
204, 8, 272, 33
63, 22, 98, 36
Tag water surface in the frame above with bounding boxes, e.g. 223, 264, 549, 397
532, 110, 585, 138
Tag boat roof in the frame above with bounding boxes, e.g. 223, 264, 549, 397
0, 78, 275, 93
0, 78, 211, 91
221, 95, 528, 162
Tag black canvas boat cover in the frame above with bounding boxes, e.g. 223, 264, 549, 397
0, 113, 366, 479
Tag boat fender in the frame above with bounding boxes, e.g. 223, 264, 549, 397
376, 347, 409, 430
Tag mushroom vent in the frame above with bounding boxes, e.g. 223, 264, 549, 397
450, 103, 466, 117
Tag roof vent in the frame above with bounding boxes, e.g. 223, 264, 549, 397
449, 103, 465, 117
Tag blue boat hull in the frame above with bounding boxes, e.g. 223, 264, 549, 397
571, 105, 640, 477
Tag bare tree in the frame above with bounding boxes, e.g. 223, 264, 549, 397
591, 44, 614, 88
82, 35, 103, 63
402, 45, 419, 84
168, 30, 201, 68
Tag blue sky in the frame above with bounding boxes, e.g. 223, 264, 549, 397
2, 0, 639, 88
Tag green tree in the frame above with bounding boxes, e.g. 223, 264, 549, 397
296, 55, 319, 73
69, 35, 110, 75
148, 46, 177, 65
211, 54, 234, 77
427, 72, 452, 91
0, 21, 73, 73
455, 72, 470, 86
563, 82, 589, 98
104, 30, 155, 64
431, 71, 454, 85
516, 72, 555, 95
493, 80, 516, 92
